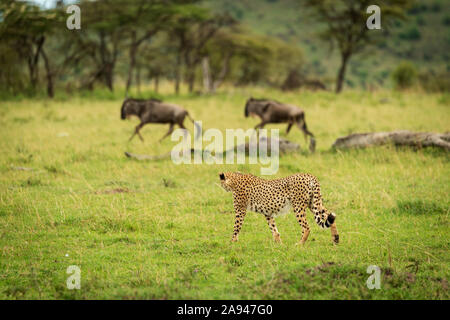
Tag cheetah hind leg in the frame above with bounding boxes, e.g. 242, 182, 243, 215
293, 202, 310, 245
265, 216, 282, 243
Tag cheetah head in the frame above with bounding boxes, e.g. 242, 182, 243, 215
219, 172, 233, 192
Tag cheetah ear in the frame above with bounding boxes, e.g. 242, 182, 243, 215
219, 173, 225, 180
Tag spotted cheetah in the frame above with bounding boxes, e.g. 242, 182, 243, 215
219, 172, 339, 245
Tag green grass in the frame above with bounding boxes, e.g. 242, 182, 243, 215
0, 87, 449, 299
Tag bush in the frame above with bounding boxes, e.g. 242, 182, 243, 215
443, 15, 450, 26
399, 27, 421, 41
418, 71, 450, 93
391, 62, 417, 89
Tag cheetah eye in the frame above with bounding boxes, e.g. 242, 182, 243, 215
219, 173, 225, 180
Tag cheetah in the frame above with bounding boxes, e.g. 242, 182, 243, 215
218, 172, 339, 245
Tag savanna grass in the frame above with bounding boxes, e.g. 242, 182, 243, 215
0, 86, 448, 299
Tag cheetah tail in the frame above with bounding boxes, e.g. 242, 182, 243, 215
325, 212, 336, 228
315, 212, 335, 229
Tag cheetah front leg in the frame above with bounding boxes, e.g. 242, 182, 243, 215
231, 200, 247, 242
293, 202, 310, 245
265, 216, 282, 243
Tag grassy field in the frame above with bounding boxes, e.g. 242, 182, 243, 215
0, 87, 449, 299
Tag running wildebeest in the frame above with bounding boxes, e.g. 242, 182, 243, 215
121, 98, 201, 142
244, 97, 315, 152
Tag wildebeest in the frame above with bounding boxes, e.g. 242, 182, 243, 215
244, 97, 315, 152
121, 98, 200, 142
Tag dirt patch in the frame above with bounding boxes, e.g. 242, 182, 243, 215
404, 272, 416, 283
395, 200, 447, 215
95, 188, 130, 194
305, 262, 335, 276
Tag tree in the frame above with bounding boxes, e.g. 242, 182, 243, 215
202, 26, 303, 89
64, 0, 127, 92
303, 0, 411, 93
121, 0, 187, 96
0, 0, 62, 96
168, 5, 234, 93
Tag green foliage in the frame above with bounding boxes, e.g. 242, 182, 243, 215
391, 62, 417, 89
0, 0, 448, 96
302, 0, 412, 92
399, 27, 421, 40
207, 0, 448, 90
443, 15, 450, 26
206, 26, 303, 86
418, 71, 450, 93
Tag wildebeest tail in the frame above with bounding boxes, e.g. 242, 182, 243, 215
297, 114, 314, 138
296, 114, 315, 152
186, 112, 201, 140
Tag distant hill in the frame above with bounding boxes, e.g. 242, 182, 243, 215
206, 0, 450, 89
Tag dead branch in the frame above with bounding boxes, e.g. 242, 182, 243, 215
125, 137, 301, 161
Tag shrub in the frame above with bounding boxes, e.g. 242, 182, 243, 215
391, 62, 417, 89
418, 71, 450, 93
399, 27, 421, 41
443, 15, 450, 26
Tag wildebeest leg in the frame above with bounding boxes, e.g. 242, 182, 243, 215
159, 123, 175, 142
254, 121, 267, 130
177, 122, 190, 139
129, 123, 145, 142
286, 122, 293, 134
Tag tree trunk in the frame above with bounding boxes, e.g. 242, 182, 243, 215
332, 131, 450, 151
98, 32, 116, 92
212, 52, 231, 93
136, 65, 141, 95
202, 56, 211, 93
175, 52, 181, 95
187, 68, 195, 93
125, 32, 137, 96
335, 51, 350, 93
40, 47, 54, 98
154, 74, 159, 93
27, 36, 45, 90
184, 50, 195, 93
104, 64, 114, 91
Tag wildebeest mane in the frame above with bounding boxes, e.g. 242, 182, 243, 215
121, 97, 162, 119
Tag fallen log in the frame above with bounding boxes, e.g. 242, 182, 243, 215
332, 131, 450, 151
125, 137, 301, 161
